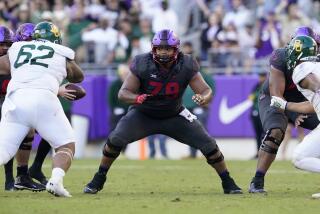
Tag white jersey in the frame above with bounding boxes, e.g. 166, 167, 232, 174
292, 61, 320, 119
7, 40, 75, 95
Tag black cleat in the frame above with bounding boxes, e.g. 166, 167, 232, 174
222, 177, 243, 194
83, 172, 107, 194
14, 175, 46, 192
29, 167, 48, 185
248, 177, 267, 194
5, 179, 15, 191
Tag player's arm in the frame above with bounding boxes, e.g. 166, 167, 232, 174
66, 59, 84, 83
0, 55, 11, 75
189, 72, 212, 106
118, 71, 142, 104
269, 65, 286, 98
286, 101, 315, 113
270, 96, 315, 113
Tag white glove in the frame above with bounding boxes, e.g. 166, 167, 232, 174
270, 96, 287, 110
179, 108, 197, 122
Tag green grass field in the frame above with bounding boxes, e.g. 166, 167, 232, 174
0, 159, 319, 214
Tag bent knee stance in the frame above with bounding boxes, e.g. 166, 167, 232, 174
260, 128, 284, 154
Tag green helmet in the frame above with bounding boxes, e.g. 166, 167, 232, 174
32, 21, 62, 44
286, 35, 318, 70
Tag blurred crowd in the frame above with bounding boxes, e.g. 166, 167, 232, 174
0, 0, 320, 74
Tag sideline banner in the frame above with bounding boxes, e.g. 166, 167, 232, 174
71, 74, 259, 140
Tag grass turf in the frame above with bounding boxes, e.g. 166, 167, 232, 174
0, 159, 319, 214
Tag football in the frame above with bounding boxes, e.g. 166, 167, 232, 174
65, 83, 86, 100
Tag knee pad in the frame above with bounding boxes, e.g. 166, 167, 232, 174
102, 138, 123, 159
260, 128, 284, 154
205, 146, 224, 165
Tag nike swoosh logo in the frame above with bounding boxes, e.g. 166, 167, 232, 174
219, 96, 253, 124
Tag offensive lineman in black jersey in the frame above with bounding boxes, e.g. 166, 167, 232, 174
249, 27, 320, 193
84, 29, 242, 195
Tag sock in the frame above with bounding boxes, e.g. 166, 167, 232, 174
51, 168, 65, 181
98, 166, 109, 176
255, 170, 265, 178
219, 170, 230, 180
17, 165, 28, 176
4, 158, 14, 181
31, 139, 51, 170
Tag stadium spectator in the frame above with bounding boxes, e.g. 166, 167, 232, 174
152, 0, 179, 34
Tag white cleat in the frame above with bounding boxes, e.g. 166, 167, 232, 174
312, 193, 320, 199
46, 178, 72, 197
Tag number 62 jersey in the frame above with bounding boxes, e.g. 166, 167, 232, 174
7, 40, 75, 95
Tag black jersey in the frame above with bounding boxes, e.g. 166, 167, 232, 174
130, 52, 198, 118
261, 48, 306, 102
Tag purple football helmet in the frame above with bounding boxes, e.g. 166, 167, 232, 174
0, 26, 14, 56
14, 23, 35, 42
151, 29, 180, 63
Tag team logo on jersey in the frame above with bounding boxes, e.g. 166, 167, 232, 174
150, 74, 157, 78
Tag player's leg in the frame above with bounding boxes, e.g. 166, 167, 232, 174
158, 135, 168, 158
35, 91, 75, 197
249, 94, 287, 193
14, 131, 46, 192
84, 108, 158, 194
29, 138, 51, 185
280, 123, 293, 160
148, 135, 156, 158
292, 126, 320, 172
162, 115, 242, 194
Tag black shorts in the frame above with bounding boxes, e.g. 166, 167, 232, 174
258, 93, 319, 133
108, 107, 217, 156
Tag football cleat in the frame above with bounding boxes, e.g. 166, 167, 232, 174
248, 177, 267, 194
222, 177, 243, 194
312, 193, 320, 199
83, 172, 106, 194
29, 167, 48, 185
14, 175, 46, 192
46, 178, 71, 197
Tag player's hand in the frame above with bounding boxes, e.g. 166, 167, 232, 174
295, 114, 308, 127
270, 96, 287, 110
58, 83, 77, 101
135, 94, 151, 104
192, 94, 205, 106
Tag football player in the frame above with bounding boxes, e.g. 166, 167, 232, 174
249, 26, 320, 194
0, 21, 84, 197
84, 29, 242, 195
269, 35, 320, 198
0, 24, 45, 191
